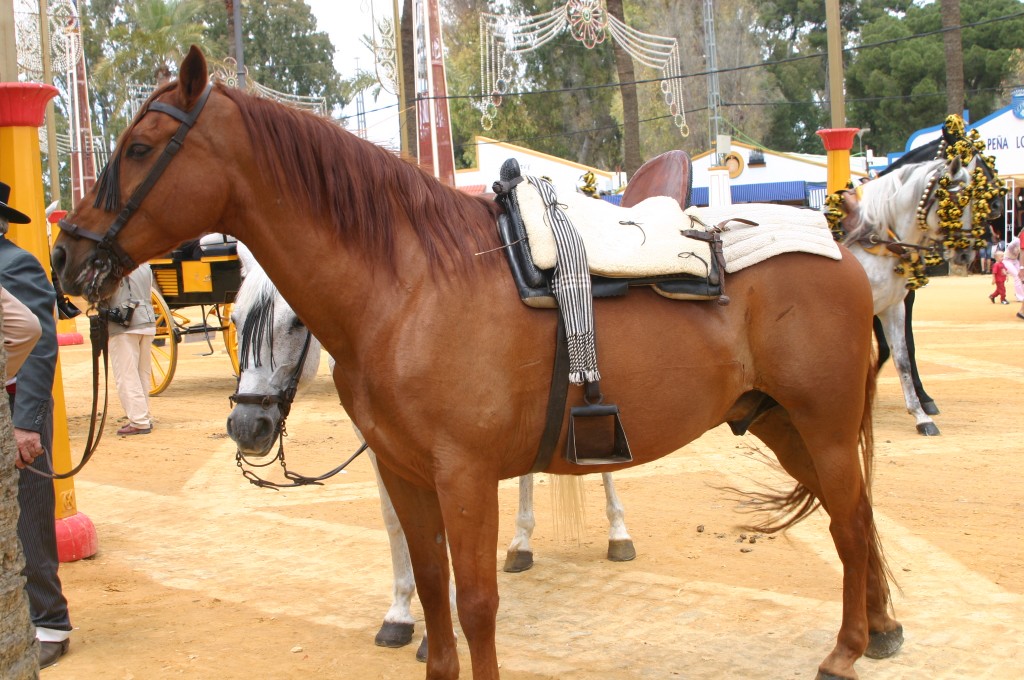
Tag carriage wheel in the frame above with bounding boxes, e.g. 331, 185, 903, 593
149, 288, 178, 396
221, 304, 239, 378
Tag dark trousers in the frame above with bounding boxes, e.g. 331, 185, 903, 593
10, 393, 71, 633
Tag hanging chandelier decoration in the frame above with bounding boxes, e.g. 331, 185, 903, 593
479, 0, 688, 136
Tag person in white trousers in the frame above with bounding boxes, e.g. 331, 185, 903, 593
102, 264, 156, 435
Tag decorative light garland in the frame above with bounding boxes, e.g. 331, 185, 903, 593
479, 0, 688, 136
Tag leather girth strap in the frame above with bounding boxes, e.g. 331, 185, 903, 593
530, 314, 570, 473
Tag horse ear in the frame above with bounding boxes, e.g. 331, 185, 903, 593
177, 45, 209, 108
236, 242, 259, 276
948, 156, 962, 175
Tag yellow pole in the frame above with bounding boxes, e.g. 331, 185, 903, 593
0, 82, 97, 561
816, 128, 859, 194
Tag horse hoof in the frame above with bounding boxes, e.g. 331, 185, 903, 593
815, 672, 854, 680
415, 635, 428, 663
922, 400, 940, 416
374, 621, 414, 648
607, 539, 636, 562
916, 422, 940, 436
503, 550, 534, 573
865, 624, 904, 659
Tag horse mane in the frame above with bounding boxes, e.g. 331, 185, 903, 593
217, 85, 501, 275
853, 158, 947, 241
234, 263, 278, 371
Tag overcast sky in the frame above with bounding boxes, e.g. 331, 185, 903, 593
304, 0, 400, 148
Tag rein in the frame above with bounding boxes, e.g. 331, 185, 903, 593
22, 316, 110, 480
228, 331, 365, 489
56, 84, 214, 289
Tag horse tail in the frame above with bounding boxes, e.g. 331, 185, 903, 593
860, 349, 900, 608
549, 474, 587, 544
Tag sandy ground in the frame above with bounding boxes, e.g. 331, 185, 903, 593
38, 274, 1024, 679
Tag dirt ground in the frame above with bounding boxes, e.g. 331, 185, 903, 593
40, 274, 1023, 679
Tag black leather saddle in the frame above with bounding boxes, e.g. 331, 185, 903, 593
491, 158, 722, 307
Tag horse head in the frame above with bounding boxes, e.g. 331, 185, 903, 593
226, 254, 322, 457
52, 45, 229, 302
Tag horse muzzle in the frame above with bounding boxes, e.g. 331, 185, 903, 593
51, 241, 121, 303
226, 404, 282, 457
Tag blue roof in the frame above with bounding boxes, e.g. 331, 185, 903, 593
691, 181, 810, 206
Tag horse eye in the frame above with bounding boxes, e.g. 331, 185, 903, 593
125, 143, 152, 159
290, 317, 305, 330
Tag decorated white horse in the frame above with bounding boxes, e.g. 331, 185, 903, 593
826, 126, 997, 434
225, 246, 634, 661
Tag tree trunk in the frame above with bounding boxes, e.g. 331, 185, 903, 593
941, 0, 964, 117
605, 0, 642, 179
0, 311, 39, 679
400, 0, 417, 157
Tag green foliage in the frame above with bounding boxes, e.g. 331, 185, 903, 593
79, 0, 347, 152
196, 0, 347, 110
846, 0, 1024, 153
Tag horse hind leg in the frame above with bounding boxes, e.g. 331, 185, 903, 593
746, 405, 900, 679
602, 472, 636, 561
503, 474, 536, 572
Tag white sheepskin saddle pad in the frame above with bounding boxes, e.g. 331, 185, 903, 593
513, 181, 840, 277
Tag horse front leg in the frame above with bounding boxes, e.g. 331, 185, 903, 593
878, 305, 939, 435
901, 291, 938, 415
601, 473, 636, 561
375, 461, 459, 680
503, 474, 536, 572
438, 467, 502, 680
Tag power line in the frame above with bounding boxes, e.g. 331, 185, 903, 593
412, 10, 1024, 105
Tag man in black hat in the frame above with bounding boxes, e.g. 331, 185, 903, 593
0, 180, 73, 668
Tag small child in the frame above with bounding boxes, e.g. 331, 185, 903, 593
990, 251, 1009, 304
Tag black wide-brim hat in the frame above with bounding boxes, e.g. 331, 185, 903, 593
0, 181, 32, 224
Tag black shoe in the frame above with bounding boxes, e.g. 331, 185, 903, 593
1002, 300, 1010, 305
39, 639, 69, 669
990, 296, 996, 303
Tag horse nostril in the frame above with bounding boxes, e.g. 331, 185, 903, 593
51, 246, 67, 277
254, 415, 275, 440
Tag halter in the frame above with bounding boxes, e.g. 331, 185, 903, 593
57, 83, 214, 279
228, 330, 366, 489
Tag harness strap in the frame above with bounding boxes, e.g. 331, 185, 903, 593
530, 316, 570, 474
23, 316, 109, 480
57, 83, 214, 274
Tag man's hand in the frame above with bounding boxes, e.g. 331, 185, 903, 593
13, 427, 44, 469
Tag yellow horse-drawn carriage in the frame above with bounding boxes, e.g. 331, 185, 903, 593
147, 236, 241, 395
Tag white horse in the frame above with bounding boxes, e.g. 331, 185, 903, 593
225, 246, 634, 661
836, 155, 977, 435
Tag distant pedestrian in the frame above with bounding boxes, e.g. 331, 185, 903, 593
990, 251, 1009, 305
1003, 237, 1023, 303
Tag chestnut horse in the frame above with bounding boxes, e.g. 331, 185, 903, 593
53, 47, 900, 680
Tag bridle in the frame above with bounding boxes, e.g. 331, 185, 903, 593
229, 330, 366, 489
56, 83, 214, 286
30, 84, 214, 480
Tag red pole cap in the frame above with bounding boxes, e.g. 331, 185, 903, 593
0, 83, 60, 128
816, 128, 860, 152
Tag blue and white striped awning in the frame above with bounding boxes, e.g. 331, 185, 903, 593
691, 181, 813, 206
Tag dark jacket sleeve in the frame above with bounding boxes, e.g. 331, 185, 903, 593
0, 242, 57, 432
